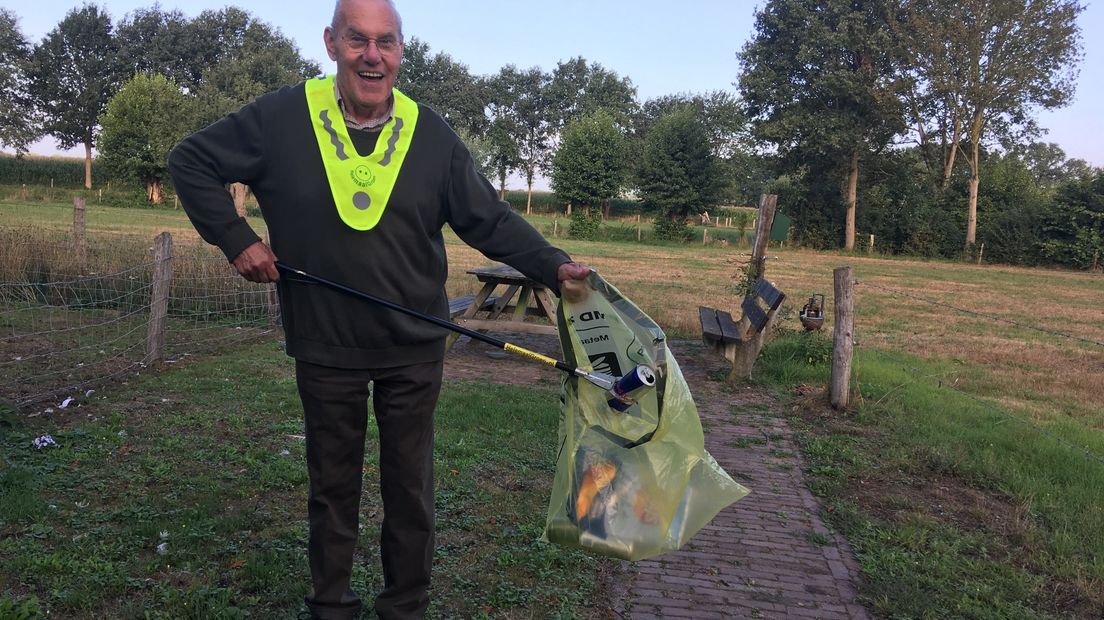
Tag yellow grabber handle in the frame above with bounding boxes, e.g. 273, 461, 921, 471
275, 262, 617, 391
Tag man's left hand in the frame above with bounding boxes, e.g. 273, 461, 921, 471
558, 261, 591, 282
558, 262, 592, 302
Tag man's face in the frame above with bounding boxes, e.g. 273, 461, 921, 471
324, 0, 403, 121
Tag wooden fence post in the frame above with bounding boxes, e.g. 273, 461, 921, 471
145, 232, 173, 364
636, 213, 641, 241
749, 194, 778, 282
73, 196, 87, 272
830, 266, 854, 409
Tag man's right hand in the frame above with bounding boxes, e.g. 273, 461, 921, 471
232, 241, 279, 283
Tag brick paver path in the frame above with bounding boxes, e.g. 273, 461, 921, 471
611, 341, 870, 620
446, 336, 870, 619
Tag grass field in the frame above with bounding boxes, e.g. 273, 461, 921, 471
3, 199, 1103, 617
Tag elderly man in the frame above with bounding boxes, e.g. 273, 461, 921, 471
168, 0, 588, 618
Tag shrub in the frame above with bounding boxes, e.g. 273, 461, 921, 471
568, 209, 603, 240
653, 215, 693, 241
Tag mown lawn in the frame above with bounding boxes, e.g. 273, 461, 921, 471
4, 198, 1104, 618
0, 341, 617, 618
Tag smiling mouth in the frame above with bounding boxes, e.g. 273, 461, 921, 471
358, 71, 384, 81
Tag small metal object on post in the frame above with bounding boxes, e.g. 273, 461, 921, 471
799, 294, 825, 331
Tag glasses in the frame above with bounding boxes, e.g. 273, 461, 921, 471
342, 33, 401, 54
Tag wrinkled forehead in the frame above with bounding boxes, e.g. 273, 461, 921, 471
332, 0, 403, 37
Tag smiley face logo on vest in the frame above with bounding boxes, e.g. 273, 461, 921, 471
351, 165, 376, 188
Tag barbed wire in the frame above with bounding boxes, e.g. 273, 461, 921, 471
856, 280, 1104, 348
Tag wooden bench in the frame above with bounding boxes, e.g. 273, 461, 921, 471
700, 278, 785, 378
448, 295, 499, 319
700, 279, 785, 344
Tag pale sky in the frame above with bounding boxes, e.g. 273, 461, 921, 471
10, 0, 1104, 172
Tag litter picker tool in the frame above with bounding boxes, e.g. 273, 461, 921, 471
274, 262, 652, 401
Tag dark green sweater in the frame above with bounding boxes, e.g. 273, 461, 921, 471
169, 82, 570, 369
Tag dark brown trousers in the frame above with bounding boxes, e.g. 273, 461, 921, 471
295, 358, 442, 620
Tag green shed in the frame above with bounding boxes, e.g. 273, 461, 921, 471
770, 211, 791, 242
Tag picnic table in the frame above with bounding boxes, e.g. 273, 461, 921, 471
446, 264, 558, 349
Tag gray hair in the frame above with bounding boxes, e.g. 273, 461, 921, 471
331, 0, 404, 39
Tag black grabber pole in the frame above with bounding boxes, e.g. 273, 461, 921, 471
274, 262, 617, 391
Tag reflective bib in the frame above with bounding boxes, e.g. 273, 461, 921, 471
305, 75, 419, 231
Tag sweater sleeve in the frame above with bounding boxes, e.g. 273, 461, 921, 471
445, 140, 571, 294
168, 99, 268, 263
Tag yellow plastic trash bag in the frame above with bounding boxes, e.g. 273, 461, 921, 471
542, 272, 750, 560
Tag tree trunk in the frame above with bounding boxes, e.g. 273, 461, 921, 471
844, 150, 858, 251
965, 111, 983, 249
147, 179, 163, 204
83, 141, 93, 190
526, 182, 533, 215
966, 168, 980, 249
230, 183, 249, 218
940, 109, 962, 192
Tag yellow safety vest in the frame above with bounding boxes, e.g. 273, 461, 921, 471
305, 75, 419, 231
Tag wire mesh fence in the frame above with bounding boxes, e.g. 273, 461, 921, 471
0, 227, 278, 409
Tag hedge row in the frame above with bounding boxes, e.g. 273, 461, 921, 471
0, 155, 90, 188
502, 190, 646, 216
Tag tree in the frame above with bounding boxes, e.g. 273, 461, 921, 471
892, 0, 969, 192
546, 57, 638, 129
739, 0, 903, 250
98, 73, 191, 204
0, 9, 40, 155
550, 110, 625, 214
116, 7, 204, 91
639, 91, 754, 204
456, 127, 493, 179
899, 0, 1083, 250
183, 7, 320, 215
637, 108, 720, 240
489, 65, 553, 213
396, 37, 486, 136
1039, 169, 1104, 268
482, 113, 520, 200
188, 8, 321, 127
1012, 141, 1069, 190
29, 5, 123, 189
484, 68, 523, 199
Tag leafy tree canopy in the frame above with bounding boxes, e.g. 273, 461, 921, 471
29, 3, 122, 187
98, 72, 190, 203
546, 57, 638, 129
637, 107, 720, 225
396, 37, 487, 136
550, 110, 625, 209
0, 9, 40, 154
